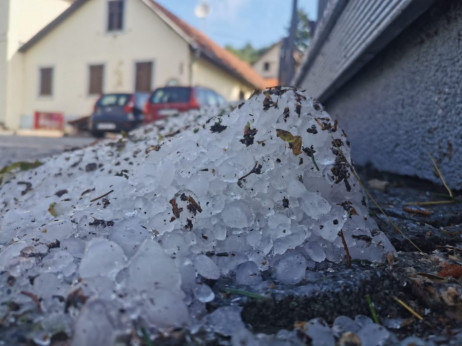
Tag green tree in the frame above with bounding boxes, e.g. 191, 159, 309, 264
295, 9, 311, 52
225, 43, 266, 65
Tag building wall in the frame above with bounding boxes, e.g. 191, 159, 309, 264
192, 58, 253, 101
323, 1, 462, 188
0, 0, 70, 127
13, 0, 191, 127
0, 0, 10, 126
252, 43, 280, 80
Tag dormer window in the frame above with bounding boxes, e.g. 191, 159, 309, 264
107, 0, 124, 32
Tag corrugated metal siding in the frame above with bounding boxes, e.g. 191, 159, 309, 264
295, 0, 435, 101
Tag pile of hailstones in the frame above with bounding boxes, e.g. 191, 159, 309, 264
0, 87, 394, 344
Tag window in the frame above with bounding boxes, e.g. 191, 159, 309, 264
107, 0, 124, 31
88, 64, 104, 95
150, 87, 190, 104
135, 61, 153, 92
263, 62, 270, 71
39, 67, 53, 96
97, 94, 130, 107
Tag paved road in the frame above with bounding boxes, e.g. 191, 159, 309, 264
0, 135, 95, 168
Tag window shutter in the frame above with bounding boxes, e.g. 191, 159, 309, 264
40, 68, 53, 96
135, 62, 153, 92
89, 65, 104, 95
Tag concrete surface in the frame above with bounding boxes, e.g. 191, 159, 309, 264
323, 1, 462, 189
0, 134, 94, 168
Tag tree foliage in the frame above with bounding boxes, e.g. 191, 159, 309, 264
225, 43, 268, 65
295, 9, 311, 52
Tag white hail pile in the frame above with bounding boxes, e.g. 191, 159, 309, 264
0, 88, 394, 343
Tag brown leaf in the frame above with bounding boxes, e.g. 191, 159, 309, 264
169, 198, 181, 218
438, 264, 462, 279
276, 129, 302, 156
386, 252, 394, 268
291, 136, 302, 155
276, 129, 294, 142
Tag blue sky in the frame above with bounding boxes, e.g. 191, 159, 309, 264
155, 0, 318, 49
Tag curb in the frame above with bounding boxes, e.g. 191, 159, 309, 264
0, 129, 65, 138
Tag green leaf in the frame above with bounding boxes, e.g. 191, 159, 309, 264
0, 160, 42, 175
221, 287, 266, 300
0, 160, 43, 185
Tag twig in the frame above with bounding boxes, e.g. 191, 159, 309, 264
366, 294, 379, 323
393, 296, 423, 320
90, 189, 114, 203
20, 291, 42, 313
339, 230, 352, 268
402, 206, 431, 216
238, 161, 258, 181
237, 161, 259, 186
404, 200, 456, 206
428, 153, 453, 199
315, 118, 326, 130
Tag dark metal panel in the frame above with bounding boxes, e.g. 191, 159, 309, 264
294, 0, 436, 101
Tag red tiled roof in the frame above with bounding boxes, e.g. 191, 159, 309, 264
262, 78, 279, 88
149, 1, 267, 89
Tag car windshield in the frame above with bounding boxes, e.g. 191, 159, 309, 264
98, 94, 131, 107
151, 87, 191, 104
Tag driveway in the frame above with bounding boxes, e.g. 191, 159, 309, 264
0, 134, 95, 168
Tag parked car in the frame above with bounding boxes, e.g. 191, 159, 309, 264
143, 86, 227, 124
89, 92, 149, 137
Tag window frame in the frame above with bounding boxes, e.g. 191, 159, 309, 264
106, 0, 125, 32
38, 66, 54, 98
87, 63, 105, 96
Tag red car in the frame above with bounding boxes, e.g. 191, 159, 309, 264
143, 86, 226, 124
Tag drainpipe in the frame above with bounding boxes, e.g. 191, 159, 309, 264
286, 0, 298, 85
279, 0, 298, 85
189, 44, 201, 86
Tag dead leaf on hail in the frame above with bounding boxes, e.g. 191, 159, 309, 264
276, 129, 302, 155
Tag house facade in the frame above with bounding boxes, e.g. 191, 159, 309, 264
253, 39, 303, 88
0, 0, 73, 130
0, 0, 265, 131
252, 42, 281, 87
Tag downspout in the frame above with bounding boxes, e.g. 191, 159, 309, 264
189, 44, 201, 86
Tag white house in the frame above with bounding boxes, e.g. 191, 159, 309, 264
253, 39, 303, 88
252, 41, 282, 88
0, 0, 73, 130
0, 0, 266, 131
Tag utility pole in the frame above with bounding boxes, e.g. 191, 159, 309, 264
279, 0, 298, 85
